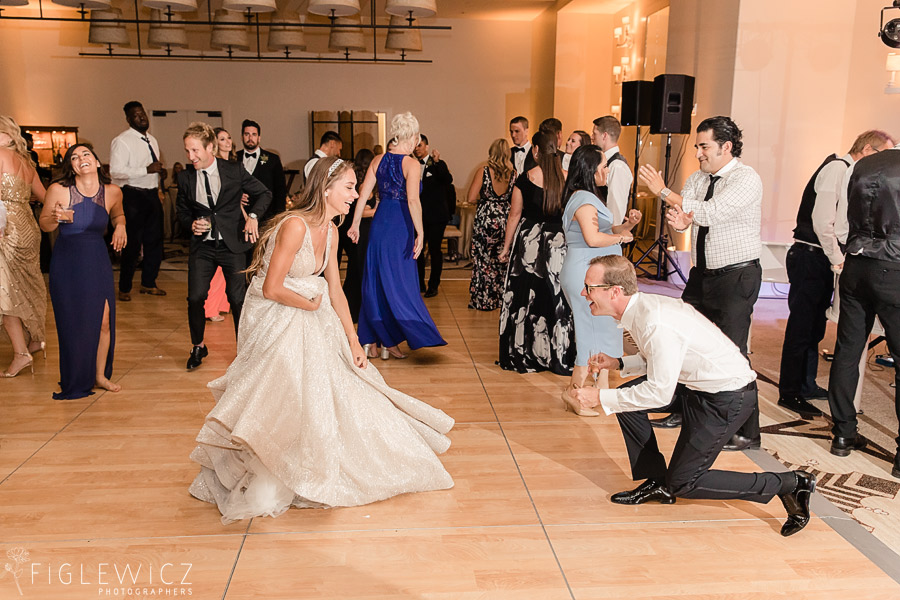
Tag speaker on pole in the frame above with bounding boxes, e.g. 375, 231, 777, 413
621, 80, 653, 127
650, 74, 695, 135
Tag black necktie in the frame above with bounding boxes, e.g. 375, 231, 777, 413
511, 146, 525, 154
141, 136, 158, 162
695, 175, 720, 271
202, 170, 217, 239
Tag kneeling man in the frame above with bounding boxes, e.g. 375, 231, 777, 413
574, 255, 815, 537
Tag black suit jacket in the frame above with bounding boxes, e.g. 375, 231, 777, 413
236, 148, 286, 222
175, 158, 273, 254
419, 157, 454, 225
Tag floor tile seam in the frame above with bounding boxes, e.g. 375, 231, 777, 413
221, 524, 250, 600
443, 295, 576, 600
0, 533, 251, 545
0, 322, 183, 487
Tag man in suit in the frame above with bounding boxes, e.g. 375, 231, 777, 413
176, 122, 272, 371
414, 134, 454, 298
509, 116, 534, 176
236, 119, 285, 223
304, 131, 343, 182
539, 117, 567, 163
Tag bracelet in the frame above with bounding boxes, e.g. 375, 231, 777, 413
617, 357, 624, 371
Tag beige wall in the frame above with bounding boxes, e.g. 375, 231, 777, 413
0, 16, 532, 195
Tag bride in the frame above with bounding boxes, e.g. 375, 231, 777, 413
189, 156, 454, 523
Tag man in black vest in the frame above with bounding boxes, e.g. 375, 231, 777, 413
592, 115, 633, 225
414, 134, 454, 297
176, 122, 272, 371
778, 131, 892, 418
828, 142, 900, 475
235, 119, 286, 223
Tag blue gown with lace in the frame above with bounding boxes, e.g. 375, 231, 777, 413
49, 185, 115, 399
357, 153, 446, 350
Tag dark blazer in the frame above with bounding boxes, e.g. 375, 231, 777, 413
236, 148, 286, 222
419, 157, 454, 225
175, 158, 272, 254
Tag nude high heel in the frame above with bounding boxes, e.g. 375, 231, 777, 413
381, 346, 408, 360
3, 352, 34, 378
561, 383, 599, 417
29, 341, 47, 360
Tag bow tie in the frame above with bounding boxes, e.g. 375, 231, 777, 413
419, 158, 427, 165
245, 152, 257, 159
511, 146, 525, 154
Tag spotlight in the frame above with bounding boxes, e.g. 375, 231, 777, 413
879, 0, 900, 48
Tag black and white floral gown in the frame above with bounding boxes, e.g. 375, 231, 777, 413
469, 166, 515, 311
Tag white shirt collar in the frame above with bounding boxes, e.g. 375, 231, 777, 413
129, 127, 151, 139
201, 158, 219, 177
516, 141, 532, 151
315, 149, 328, 159
618, 293, 640, 329
712, 157, 739, 177
243, 147, 260, 159
841, 153, 856, 166
604, 146, 621, 159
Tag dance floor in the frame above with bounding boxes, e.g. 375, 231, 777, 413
1, 273, 899, 599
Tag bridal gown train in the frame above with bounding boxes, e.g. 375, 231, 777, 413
189, 216, 454, 523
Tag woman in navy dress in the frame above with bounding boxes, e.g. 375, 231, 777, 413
559, 145, 641, 415
40, 144, 126, 399
348, 113, 445, 359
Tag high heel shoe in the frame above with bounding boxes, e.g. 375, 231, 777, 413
365, 344, 379, 359
3, 352, 34, 378
561, 384, 599, 417
28, 341, 47, 360
381, 346, 408, 360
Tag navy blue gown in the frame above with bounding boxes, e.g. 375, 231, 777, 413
358, 153, 445, 350
49, 185, 116, 399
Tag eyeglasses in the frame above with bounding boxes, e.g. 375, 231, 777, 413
584, 283, 619, 295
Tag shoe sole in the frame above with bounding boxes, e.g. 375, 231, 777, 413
892, 467, 900, 479
830, 444, 864, 457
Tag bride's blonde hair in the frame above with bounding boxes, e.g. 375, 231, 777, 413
246, 156, 351, 279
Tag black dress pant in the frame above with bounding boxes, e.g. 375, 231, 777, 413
417, 221, 446, 292
779, 244, 833, 397
119, 186, 164, 293
680, 261, 762, 440
616, 377, 790, 502
828, 255, 900, 446
187, 240, 248, 345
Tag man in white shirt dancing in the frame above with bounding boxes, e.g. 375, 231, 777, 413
573, 255, 815, 537
592, 115, 633, 226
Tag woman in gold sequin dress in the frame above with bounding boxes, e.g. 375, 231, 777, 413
189, 157, 454, 524
0, 116, 47, 377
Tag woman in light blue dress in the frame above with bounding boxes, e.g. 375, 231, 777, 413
559, 145, 641, 415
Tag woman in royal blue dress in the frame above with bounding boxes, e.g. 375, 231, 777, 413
348, 112, 445, 360
39, 144, 127, 399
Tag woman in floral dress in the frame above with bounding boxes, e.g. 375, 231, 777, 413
468, 138, 515, 310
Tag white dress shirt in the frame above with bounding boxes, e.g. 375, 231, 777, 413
597, 292, 756, 415
109, 127, 160, 190
680, 158, 762, 270
303, 149, 328, 179
195, 160, 222, 241
242, 148, 261, 175
512, 141, 532, 176
605, 145, 633, 226
807, 153, 853, 266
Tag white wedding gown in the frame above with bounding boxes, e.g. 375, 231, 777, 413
189, 216, 454, 523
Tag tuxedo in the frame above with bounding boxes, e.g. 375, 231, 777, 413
236, 148, 286, 223
176, 158, 272, 346
417, 156, 454, 293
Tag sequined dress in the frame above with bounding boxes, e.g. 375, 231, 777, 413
189, 216, 454, 523
0, 172, 46, 346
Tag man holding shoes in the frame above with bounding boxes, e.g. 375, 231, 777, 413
572, 255, 815, 537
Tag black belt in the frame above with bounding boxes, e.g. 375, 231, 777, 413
792, 242, 824, 253
703, 258, 759, 277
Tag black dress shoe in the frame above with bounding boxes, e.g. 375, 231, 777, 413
777, 395, 823, 418
186, 345, 208, 370
424, 288, 438, 298
650, 413, 682, 429
779, 470, 816, 536
722, 434, 761, 452
802, 386, 829, 401
830, 434, 866, 457
611, 479, 676, 505
893, 454, 900, 479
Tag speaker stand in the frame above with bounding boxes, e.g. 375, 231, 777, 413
631, 133, 687, 283
625, 125, 652, 274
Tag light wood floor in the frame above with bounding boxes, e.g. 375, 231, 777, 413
1, 274, 898, 599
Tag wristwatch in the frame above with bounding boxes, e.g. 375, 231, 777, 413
616, 357, 624, 371
659, 187, 672, 201
248, 212, 258, 220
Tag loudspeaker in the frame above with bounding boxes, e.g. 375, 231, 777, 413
650, 74, 695, 134
620, 80, 653, 127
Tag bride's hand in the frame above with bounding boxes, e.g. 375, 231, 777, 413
306, 294, 323, 311
350, 340, 368, 369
